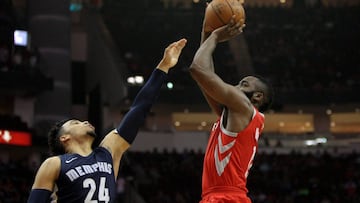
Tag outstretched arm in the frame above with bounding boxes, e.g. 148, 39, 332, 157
190, 18, 247, 110
100, 39, 187, 178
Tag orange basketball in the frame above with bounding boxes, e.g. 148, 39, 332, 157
204, 0, 246, 33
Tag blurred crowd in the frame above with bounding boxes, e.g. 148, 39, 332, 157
0, 114, 29, 132
244, 7, 360, 93
0, 0, 39, 73
1, 149, 359, 203
0, 157, 35, 203
102, 1, 360, 104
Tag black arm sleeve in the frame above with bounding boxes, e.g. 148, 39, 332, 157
116, 69, 167, 144
27, 189, 52, 203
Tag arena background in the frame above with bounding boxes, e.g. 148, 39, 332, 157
0, 0, 359, 202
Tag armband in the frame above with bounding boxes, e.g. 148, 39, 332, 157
27, 189, 52, 203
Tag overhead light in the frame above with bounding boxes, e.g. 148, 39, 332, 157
167, 82, 173, 89
134, 76, 144, 84
127, 76, 144, 85
305, 137, 327, 146
127, 77, 135, 84
326, 109, 332, 115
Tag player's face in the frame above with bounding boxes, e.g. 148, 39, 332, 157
238, 76, 265, 104
239, 76, 258, 93
61, 119, 97, 138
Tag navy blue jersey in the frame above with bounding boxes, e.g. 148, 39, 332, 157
56, 147, 116, 203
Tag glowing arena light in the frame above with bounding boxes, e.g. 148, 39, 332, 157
127, 76, 135, 84
167, 82, 174, 89
315, 137, 327, 144
305, 137, 327, 146
305, 140, 316, 146
70, 2, 82, 12
134, 76, 144, 84
14, 30, 28, 47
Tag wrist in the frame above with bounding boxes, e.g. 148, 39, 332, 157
156, 61, 170, 73
209, 32, 219, 42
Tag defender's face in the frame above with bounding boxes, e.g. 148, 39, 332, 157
61, 119, 96, 138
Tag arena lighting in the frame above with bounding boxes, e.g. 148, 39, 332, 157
70, 1, 82, 12
127, 76, 135, 84
0, 130, 32, 146
326, 109, 332, 115
14, 30, 28, 47
134, 76, 144, 84
315, 137, 327, 143
305, 137, 327, 146
127, 76, 144, 85
166, 82, 173, 89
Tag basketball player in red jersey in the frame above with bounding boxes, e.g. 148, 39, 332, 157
189, 16, 273, 203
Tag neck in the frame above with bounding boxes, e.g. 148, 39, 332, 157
66, 141, 93, 156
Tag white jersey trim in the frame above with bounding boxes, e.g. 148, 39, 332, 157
219, 107, 258, 137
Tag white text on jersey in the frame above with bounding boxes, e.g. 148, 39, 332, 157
66, 162, 112, 181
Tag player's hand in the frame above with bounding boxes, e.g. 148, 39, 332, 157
157, 38, 187, 73
212, 15, 245, 43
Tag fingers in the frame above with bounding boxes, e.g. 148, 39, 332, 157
167, 38, 187, 51
175, 38, 187, 50
227, 16, 245, 36
239, 23, 246, 33
158, 38, 187, 72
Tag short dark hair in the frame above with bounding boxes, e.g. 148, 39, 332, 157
48, 119, 70, 156
256, 75, 274, 113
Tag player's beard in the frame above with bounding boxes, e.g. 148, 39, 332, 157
87, 130, 97, 138
244, 91, 254, 101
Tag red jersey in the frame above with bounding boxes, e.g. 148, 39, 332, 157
201, 107, 265, 199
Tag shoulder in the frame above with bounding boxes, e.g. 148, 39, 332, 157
32, 156, 61, 190
39, 156, 61, 175
254, 107, 265, 121
43, 156, 61, 167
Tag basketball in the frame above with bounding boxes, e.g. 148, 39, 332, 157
204, 0, 246, 33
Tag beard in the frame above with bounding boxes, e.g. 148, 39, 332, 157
87, 130, 97, 138
244, 91, 254, 101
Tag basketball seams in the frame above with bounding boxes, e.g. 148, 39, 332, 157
211, 2, 227, 25
225, 0, 235, 16
205, 0, 245, 32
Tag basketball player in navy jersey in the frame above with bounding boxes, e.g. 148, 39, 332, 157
189, 16, 273, 203
27, 38, 187, 203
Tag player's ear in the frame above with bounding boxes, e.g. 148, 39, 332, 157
59, 134, 70, 142
252, 92, 264, 103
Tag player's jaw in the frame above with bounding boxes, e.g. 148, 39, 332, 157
63, 120, 97, 138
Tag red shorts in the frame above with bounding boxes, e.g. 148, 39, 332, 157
200, 193, 252, 203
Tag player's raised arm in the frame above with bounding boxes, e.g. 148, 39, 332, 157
190, 19, 248, 111
100, 39, 187, 178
